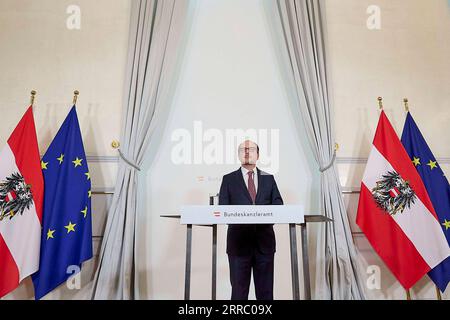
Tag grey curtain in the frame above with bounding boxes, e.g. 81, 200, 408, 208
276, 0, 367, 299
91, 0, 188, 299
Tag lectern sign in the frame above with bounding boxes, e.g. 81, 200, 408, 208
180, 205, 304, 225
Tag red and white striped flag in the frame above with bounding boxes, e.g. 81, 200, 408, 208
356, 111, 450, 289
0, 106, 43, 297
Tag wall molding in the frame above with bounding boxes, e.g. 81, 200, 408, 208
44, 156, 450, 165
91, 187, 115, 194
337, 157, 450, 164
86, 156, 119, 163
341, 187, 360, 194
39, 155, 119, 163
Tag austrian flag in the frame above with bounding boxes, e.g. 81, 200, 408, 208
0, 107, 43, 297
356, 111, 450, 289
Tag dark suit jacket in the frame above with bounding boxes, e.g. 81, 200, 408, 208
219, 167, 283, 256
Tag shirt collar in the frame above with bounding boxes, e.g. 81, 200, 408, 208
241, 166, 256, 176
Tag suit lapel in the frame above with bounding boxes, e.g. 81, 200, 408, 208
235, 168, 253, 204
255, 167, 262, 204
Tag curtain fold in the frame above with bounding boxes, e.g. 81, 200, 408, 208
91, 0, 188, 300
276, 0, 367, 299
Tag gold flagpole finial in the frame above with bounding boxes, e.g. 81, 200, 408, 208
73, 90, 79, 105
377, 97, 383, 110
403, 98, 409, 112
30, 90, 36, 106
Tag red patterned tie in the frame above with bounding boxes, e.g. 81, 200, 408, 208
248, 171, 256, 204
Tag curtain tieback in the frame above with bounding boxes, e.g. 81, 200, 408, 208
319, 150, 336, 173
118, 149, 141, 171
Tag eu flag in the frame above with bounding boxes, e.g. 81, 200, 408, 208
32, 106, 93, 299
401, 112, 450, 292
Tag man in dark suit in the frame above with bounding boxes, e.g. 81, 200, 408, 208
219, 140, 283, 300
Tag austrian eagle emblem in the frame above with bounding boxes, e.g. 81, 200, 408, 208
371, 171, 417, 215
0, 172, 34, 221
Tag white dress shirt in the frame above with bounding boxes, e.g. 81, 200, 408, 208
241, 166, 258, 193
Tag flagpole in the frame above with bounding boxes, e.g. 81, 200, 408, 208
73, 90, 79, 105
30, 90, 36, 106
435, 285, 442, 300
403, 98, 409, 112
403, 97, 411, 301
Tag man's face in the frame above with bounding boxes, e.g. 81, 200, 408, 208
238, 140, 259, 165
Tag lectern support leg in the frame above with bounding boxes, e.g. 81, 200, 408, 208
184, 224, 192, 300
212, 224, 217, 300
289, 223, 300, 300
300, 223, 311, 300
210, 195, 217, 300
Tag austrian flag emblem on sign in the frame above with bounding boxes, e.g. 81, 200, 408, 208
371, 171, 417, 215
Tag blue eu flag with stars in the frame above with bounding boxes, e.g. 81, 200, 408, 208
32, 106, 93, 299
401, 112, 450, 292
